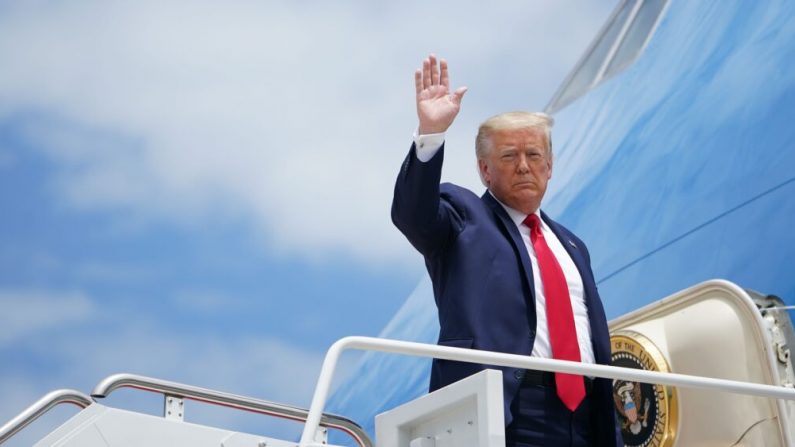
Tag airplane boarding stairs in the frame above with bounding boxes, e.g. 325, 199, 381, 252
0, 373, 372, 447
3, 280, 795, 446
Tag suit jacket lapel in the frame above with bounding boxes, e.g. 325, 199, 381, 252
482, 192, 536, 302
541, 210, 588, 284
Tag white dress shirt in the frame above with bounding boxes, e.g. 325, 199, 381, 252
412, 131, 595, 364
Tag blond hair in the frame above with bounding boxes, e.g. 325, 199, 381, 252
475, 111, 554, 160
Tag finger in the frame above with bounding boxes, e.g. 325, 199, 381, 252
440, 59, 449, 89
422, 58, 431, 90
429, 54, 439, 86
414, 69, 422, 96
452, 86, 468, 105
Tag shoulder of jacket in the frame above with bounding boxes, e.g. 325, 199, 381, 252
546, 215, 589, 251
440, 182, 480, 201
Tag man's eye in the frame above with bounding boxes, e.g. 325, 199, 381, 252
502, 154, 515, 160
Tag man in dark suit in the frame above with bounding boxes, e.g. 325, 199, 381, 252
391, 55, 620, 446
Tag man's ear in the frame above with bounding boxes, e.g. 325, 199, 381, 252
547, 158, 553, 180
478, 159, 490, 186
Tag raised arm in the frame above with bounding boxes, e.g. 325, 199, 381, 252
392, 55, 468, 257
416, 54, 468, 134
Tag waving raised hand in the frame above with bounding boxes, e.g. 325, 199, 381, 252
415, 54, 468, 135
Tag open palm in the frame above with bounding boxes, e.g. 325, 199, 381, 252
415, 55, 468, 135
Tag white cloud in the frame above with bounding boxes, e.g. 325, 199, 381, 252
0, 288, 95, 345
0, 1, 614, 269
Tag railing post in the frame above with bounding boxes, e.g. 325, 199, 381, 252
163, 395, 184, 421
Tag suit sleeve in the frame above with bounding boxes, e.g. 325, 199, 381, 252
391, 143, 463, 257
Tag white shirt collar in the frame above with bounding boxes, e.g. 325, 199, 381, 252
488, 190, 545, 231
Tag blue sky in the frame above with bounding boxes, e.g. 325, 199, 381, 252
0, 1, 614, 443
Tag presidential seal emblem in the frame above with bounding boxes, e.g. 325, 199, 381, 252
611, 331, 678, 447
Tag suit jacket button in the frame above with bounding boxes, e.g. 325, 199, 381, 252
514, 370, 525, 380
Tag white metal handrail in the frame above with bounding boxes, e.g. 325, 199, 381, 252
92, 373, 372, 447
298, 336, 795, 446
0, 389, 93, 444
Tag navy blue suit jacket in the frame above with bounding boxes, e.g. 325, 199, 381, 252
391, 144, 618, 446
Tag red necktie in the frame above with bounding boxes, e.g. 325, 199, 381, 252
524, 214, 585, 411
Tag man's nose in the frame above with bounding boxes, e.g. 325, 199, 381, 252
516, 155, 530, 173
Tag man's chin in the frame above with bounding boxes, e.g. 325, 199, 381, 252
506, 193, 541, 213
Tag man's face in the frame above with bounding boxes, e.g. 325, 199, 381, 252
478, 127, 552, 214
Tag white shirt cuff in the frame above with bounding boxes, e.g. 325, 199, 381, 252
413, 130, 445, 162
